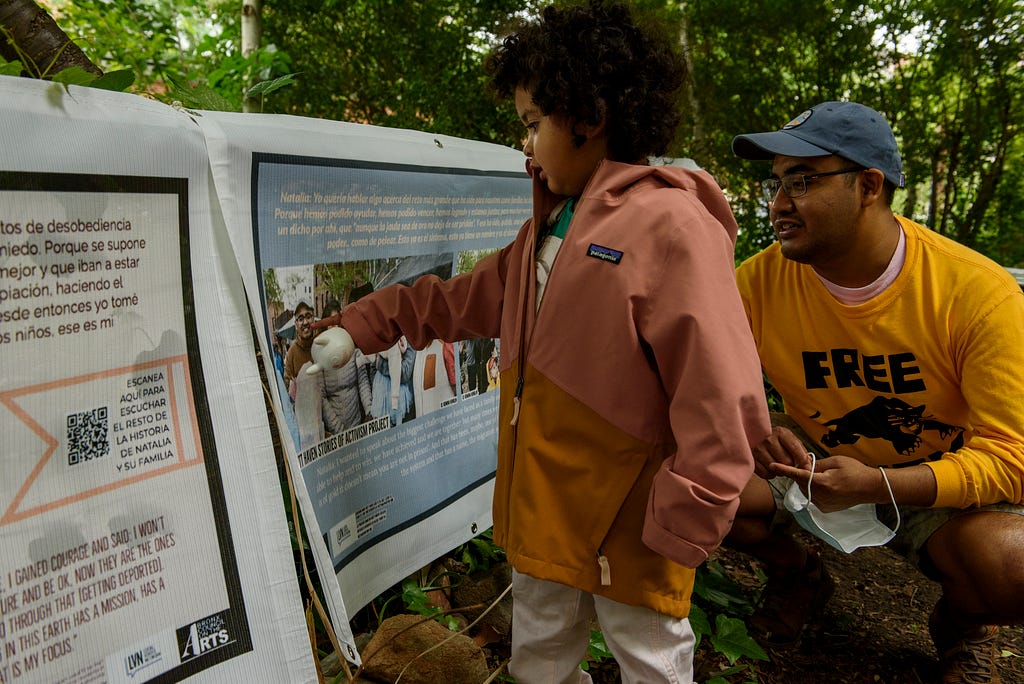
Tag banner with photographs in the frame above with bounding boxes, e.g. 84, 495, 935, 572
200, 111, 530, 664
0, 78, 315, 682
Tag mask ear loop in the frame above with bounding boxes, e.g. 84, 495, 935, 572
807, 454, 902, 534
878, 466, 900, 533
806, 452, 818, 505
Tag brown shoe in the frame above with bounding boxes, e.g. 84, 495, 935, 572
929, 603, 1002, 683
749, 548, 835, 648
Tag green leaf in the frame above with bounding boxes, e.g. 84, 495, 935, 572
50, 66, 98, 88
693, 561, 754, 613
580, 628, 612, 671
245, 72, 299, 98
709, 614, 769, 665
708, 663, 750, 678
168, 78, 237, 112
688, 602, 711, 647
46, 82, 66, 108
586, 629, 612, 660
701, 587, 749, 611
90, 69, 136, 92
0, 58, 23, 76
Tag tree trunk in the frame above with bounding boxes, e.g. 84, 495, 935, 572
241, 0, 262, 113
0, 0, 101, 78
677, 2, 703, 156
961, 94, 1014, 245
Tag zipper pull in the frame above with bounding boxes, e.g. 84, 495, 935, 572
510, 375, 524, 426
597, 553, 611, 586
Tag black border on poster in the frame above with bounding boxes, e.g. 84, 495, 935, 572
326, 472, 495, 573
248, 152, 521, 573
0, 171, 253, 682
249, 151, 526, 353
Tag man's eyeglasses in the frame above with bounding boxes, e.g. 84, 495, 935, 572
760, 167, 862, 203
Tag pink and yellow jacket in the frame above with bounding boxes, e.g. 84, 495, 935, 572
339, 160, 770, 617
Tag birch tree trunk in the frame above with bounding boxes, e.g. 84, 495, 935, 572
0, 0, 101, 77
241, 0, 262, 112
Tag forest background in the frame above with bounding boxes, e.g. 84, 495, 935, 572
3, 0, 1022, 268
1, 0, 1022, 681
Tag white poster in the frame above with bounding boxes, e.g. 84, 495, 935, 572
199, 111, 530, 663
0, 77, 315, 682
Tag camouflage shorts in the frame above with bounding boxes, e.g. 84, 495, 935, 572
879, 501, 1024, 577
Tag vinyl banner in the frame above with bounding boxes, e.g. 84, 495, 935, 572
199, 111, 530, 663
0, 78, 315, 683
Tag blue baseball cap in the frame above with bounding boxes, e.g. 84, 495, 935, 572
732, 101, 906, 188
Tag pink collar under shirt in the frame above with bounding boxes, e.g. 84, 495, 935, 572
817, 222, 906, 305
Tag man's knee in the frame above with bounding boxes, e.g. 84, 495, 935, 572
725, 515, 772, 547
927, 511, 1024, 572
926, 511, 1024, 616
726, 477, 777, 546
736, 476, 778, 517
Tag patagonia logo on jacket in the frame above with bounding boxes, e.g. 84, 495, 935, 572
587, 243, 623, 264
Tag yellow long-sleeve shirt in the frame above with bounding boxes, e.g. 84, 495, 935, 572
736, 216, 1024, 508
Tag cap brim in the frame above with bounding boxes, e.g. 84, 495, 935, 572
732, 131, 833, 161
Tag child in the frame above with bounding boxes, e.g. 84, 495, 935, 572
316, 2, 770, 679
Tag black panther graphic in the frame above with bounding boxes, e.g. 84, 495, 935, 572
817, 396, 962, 457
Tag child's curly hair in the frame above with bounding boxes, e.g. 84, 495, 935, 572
484, 1, 686, 163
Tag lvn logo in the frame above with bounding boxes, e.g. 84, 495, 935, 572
124, 644, 162, 677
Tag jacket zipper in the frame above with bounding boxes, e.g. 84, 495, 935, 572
510, 375, 524, 425
509, 191, 612, 585
510, 197, 576, 426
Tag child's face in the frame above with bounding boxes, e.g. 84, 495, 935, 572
515, 87, 607, 197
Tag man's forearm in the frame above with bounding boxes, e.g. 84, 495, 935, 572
882, 464, 938, 507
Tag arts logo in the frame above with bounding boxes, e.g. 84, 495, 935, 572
124, 644, 162, 677
176, 610, 235, 663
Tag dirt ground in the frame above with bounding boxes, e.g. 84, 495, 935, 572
584, 529, 1024, 683
347, 529, 1023, 683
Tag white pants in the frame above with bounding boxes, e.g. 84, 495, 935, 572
509, 570, 695, 684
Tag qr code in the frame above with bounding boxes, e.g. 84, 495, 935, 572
66, 407, 109, 466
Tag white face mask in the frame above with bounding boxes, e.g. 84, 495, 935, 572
783, 453, 900, 554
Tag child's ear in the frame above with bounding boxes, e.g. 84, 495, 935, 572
572, 102, 607, 146
585, 99, 608, 138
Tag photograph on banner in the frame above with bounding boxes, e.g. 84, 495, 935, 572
265, 251, 501, 450
0, 171, 252, 684
253, 153, 529, 588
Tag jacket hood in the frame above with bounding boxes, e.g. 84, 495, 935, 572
528, 159, 738, 246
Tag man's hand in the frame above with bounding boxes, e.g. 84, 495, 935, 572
752, 425, 813, 479
771, 455, 885, 512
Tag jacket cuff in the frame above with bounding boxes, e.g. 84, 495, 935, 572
641, 473, 739, 568
641, 519, 710, 568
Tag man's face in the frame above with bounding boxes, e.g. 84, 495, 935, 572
295, 307, 314, 341
766, 154, 862, 267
